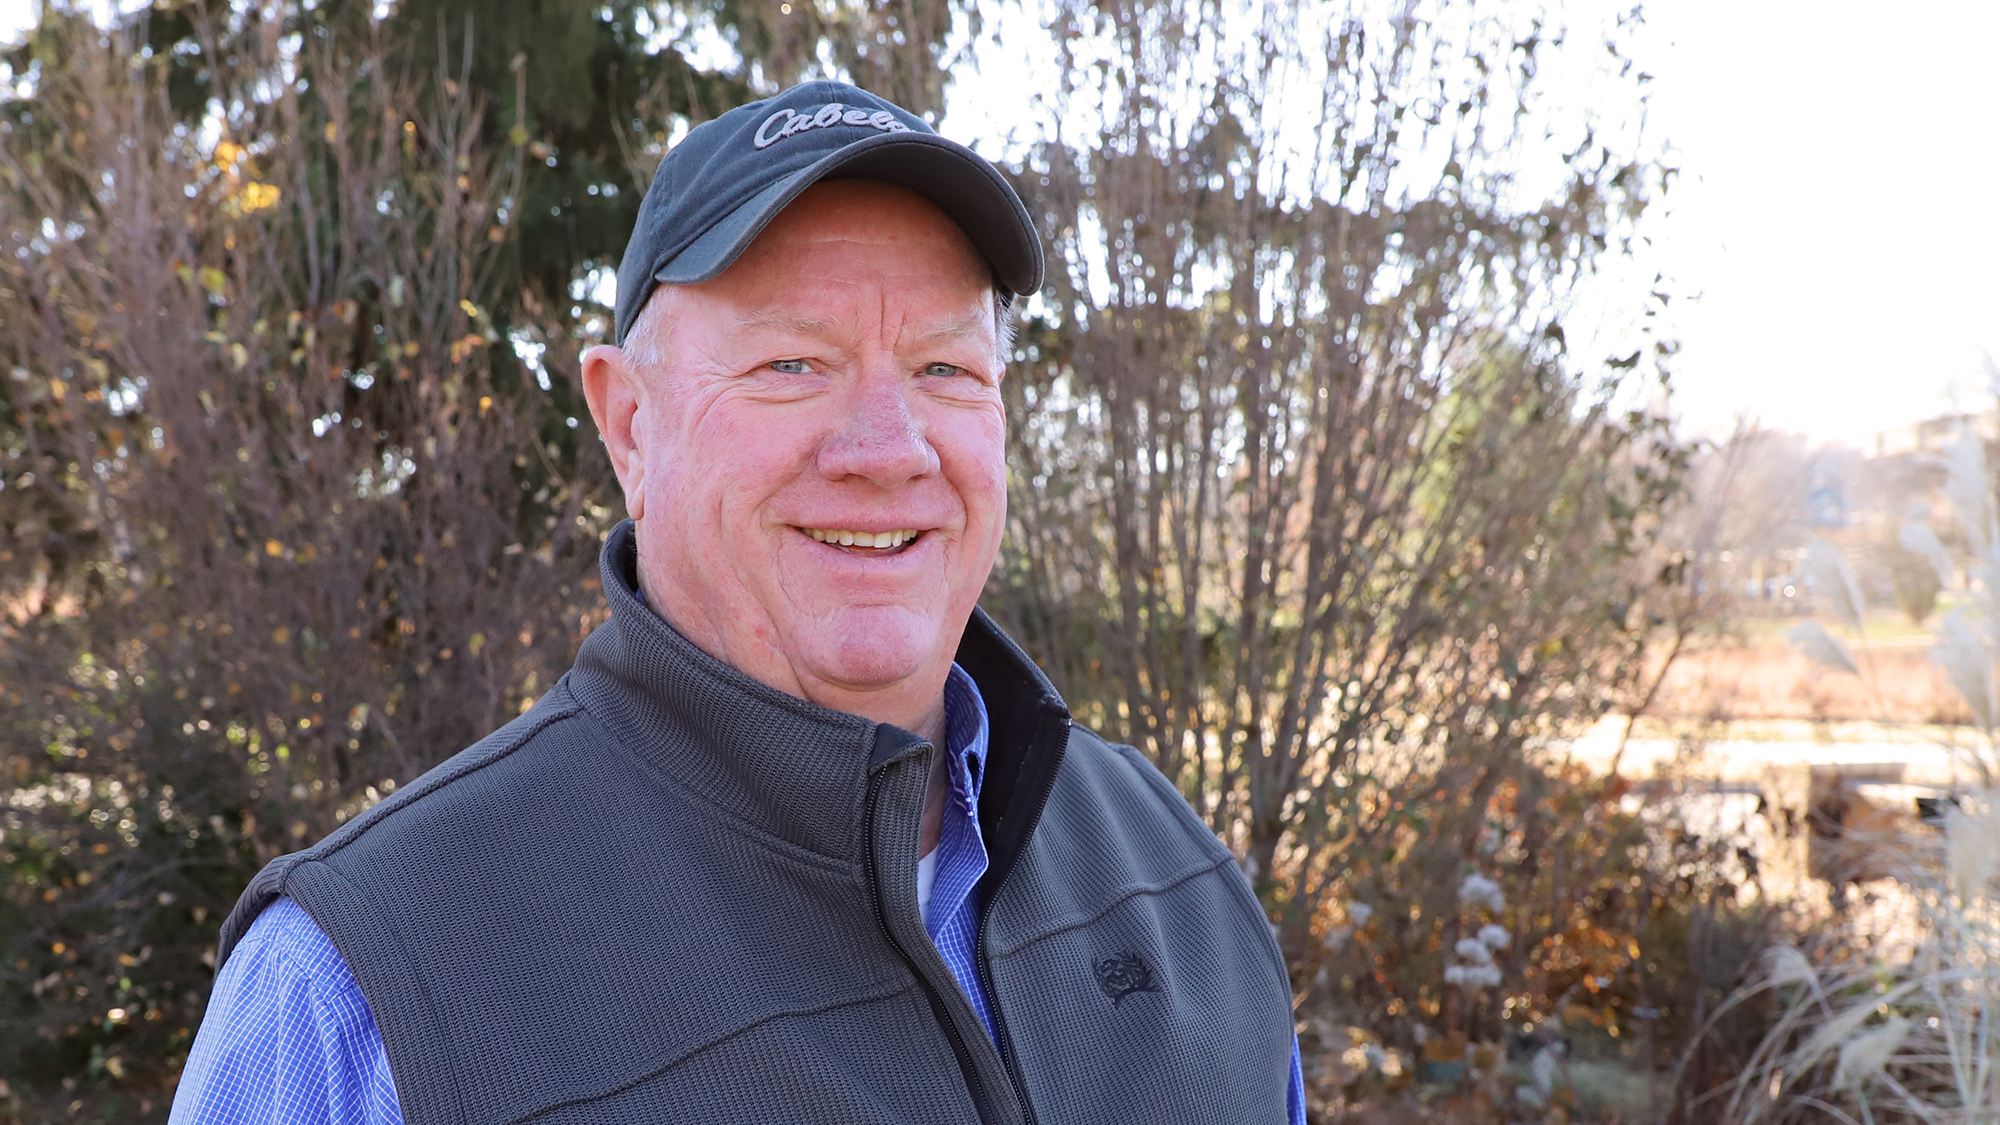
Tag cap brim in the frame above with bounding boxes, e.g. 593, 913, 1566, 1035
653, 131, 1043, 299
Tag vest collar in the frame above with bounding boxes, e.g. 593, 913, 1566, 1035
567, 521, 1070, 867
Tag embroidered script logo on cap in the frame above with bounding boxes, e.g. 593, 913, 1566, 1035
753, 103, 912, 150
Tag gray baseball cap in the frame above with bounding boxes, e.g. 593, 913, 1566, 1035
612, 80, 1044, 345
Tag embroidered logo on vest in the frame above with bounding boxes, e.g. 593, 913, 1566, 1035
753, 103, 912, 150
1092, 950, 1161, 1006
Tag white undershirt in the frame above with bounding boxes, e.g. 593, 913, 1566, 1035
915, 849, 937, 922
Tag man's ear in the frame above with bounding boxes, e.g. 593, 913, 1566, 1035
581, 344, 646, 522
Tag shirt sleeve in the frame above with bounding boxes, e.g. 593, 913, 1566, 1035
170, 896, 404, 1125
1287, 1034, 1306, 1125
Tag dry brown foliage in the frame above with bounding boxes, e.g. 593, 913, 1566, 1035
0, 8, 614, 1105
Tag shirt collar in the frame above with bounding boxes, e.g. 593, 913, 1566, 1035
942, 662, 989, 799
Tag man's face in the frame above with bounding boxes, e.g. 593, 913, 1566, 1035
583, 181, 1006, 726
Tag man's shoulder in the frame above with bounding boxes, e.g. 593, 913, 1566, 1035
313, 683, 601, 857
177, 897, 391, 1123
1054, 723, 1232, 856
220, 897, 376, 1028
216, 685, 601, 964
232, 895, 350, 978
985, 718, 1273, 970
1031, 721, 1237, 878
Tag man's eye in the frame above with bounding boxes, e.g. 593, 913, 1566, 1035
767, 358, 813, 374
922, 362, 962, 378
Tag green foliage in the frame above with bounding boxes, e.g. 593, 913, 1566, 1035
1882, 539, 1942, 625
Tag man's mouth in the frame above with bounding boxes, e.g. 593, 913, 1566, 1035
799, 527, 923, 553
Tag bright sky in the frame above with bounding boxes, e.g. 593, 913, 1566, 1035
5, 0, 1994, 448
1614, 0, 2000, 446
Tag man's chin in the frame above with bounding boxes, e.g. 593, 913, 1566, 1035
792, 611, 951, 699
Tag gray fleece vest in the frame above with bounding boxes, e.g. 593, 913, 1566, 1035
218, 522, 1293, 1125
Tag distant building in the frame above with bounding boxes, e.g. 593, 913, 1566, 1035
1871, 408, 2000, 459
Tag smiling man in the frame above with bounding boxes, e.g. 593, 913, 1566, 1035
173, 82, 1301, 1125
598, 178, 1007, 753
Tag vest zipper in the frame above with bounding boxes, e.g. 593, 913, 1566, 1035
972, 706, 1069, 1125
863, 762, 1001, 1125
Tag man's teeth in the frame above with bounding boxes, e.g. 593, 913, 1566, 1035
803, 528, 920, 549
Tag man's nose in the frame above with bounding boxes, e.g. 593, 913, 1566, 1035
816, 370, 938, 486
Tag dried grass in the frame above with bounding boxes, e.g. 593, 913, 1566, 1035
1644, 643, 1971, 726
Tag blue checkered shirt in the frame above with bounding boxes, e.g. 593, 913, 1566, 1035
929, 664, 998, 1039
170, 663, 1305, 1123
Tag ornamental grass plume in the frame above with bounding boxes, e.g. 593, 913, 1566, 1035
1761, 945, 1818, 990
1831, 1019, 1911, 1094
1703, 814, 1977, 1123
1701, 423, 2000, 1122
1706, 713, 1999, 1120
1946, 794, 2000, 903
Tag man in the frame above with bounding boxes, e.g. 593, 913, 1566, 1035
173, 81, 1302, 1125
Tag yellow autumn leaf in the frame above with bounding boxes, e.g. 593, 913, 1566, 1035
239, 182, 282, 212
459, 299, 483, 321
198, 267, 228, 296
449, 334, 487, 364
265, 540, 283, 558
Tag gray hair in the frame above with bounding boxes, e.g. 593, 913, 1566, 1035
619, 287, 674, 374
